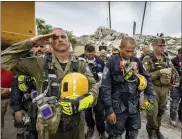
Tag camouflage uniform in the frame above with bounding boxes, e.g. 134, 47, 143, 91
143, 39, 179, 138
1, 39, 98, 139
1, 99, 9, 128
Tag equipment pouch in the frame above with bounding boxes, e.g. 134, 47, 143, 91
36, 103, 62, 135
59, 113, 80, 133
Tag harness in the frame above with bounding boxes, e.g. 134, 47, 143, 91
119, 57, 139, 83
42, 54, 79, 98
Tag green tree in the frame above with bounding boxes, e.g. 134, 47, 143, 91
36, 18, 52, 35
36, 18, 77, 46
66, 30, 77, 47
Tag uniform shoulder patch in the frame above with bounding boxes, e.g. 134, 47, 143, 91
142, 56, 151, 67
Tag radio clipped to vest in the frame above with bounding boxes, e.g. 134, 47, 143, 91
33, 82, 57, 120
33, 54, 59, 120
43, 53, 60, 98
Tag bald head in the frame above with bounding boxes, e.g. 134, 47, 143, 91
120, 36, 136, 48
119, 36, 136, 60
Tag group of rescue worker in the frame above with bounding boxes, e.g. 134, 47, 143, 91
1, 27, 182, 139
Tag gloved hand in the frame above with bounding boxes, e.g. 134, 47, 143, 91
140, 100, 153, 111
78, 94, 94, 111
18, 76, 36, 92
160, 68, 172, 74
18, 75, 28, 92
59, 94, 94, 115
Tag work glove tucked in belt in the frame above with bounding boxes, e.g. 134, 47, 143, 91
59, 94, 94, 115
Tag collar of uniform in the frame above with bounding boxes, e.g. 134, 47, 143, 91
118, 54, 133, 62
87, 57, 96, 63
152, 52, 166, 61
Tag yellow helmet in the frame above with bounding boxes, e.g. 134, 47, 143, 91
60, 73, 88, 99
137, 74, 147, 91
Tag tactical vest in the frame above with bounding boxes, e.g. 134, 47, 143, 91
149, 53, 170, 72
41, 54, 81, 133
149, 53, 171, 86
42, 54, 79, 98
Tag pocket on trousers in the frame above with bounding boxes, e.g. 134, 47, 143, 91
59, 114, 80, 133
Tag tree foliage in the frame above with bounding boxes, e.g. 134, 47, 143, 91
36, 18, 52, 35
66, 30, 77, 46
36, 18, 77, 46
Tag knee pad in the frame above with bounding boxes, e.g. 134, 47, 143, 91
158, 107, 165, 116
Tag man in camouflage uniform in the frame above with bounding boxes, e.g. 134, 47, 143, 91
143, 38, 179, 139
1, 28, 98, 139
10, 44, 46, 139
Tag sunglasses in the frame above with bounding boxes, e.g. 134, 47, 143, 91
157, 44, 165, 47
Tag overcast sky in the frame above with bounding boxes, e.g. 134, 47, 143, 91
36, 1, 181, 37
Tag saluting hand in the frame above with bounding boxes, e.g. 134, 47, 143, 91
30, 33, 56, 46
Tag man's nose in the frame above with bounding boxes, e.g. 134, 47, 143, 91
37, 47, 41, 51
128, 52, 133, 57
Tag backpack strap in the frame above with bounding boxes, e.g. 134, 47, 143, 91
71, 61, 79, 72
